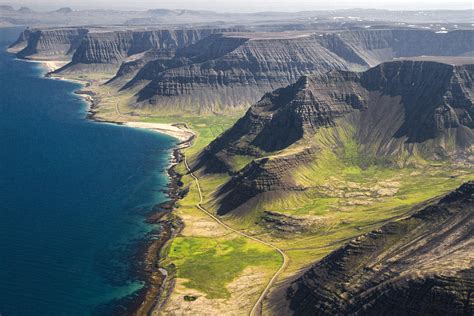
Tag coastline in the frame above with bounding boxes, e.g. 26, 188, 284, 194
34, 59, 194, 314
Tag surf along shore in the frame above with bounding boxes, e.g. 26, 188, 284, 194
20, 57, 197, 314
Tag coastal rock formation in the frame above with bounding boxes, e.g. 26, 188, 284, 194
123, 29, 473, 112
9, 27, 242, 73
285, 181, 474, 315
200, 60, 474, 214
11, 27, 473, 112
8, 28, 88, 60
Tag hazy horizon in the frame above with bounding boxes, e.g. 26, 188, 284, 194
2, 0, 473, 12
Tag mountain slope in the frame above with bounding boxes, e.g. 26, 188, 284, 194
284, 181, 474, 315
8, 28, 88, 60
123, 29, 473, 112
198, 60, 474, 215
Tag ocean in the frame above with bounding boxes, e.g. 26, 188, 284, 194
0, 27, 176, 315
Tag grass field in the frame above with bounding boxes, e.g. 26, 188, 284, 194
165, 236, 281, 299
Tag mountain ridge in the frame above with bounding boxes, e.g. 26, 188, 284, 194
198, 60, 474, 215
283, 181, 474, 315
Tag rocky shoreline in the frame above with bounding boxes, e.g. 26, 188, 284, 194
133, 144, 191, 315
39, 60, 195, 315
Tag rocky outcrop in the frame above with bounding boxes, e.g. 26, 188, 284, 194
9, 28, 88, 60
285, 181, 474, 315
260, 211, 325, 233
215, 148, 313, 215
124, 29, 473, 112
200, 60, 473, 214
324, 29, 474, 67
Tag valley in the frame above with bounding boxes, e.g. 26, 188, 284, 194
7, 19, 474, 315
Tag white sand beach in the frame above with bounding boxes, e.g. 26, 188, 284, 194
124, 122, 195, 143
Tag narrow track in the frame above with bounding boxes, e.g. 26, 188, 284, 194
183, 156, 288, 316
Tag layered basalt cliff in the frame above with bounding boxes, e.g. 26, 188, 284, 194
123, 29, 473, 112
199, 60, 473, 214
9, 27, 241, 73
285, 181, 474, 315
8, 28, 88, 60
12, 27, 472, 112
128, 32, 356, 111
58, 28, 240, 74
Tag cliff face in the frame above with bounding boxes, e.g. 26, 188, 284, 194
9, 28, 88, 60
205, 61, 473, 160
360, 61, 474, 144
9, 27, 240, 73
59, 28, 241, 74
124, 29, 473, 112
199, 61, 474, 214
285, 181, 474, 315
327, 29, 474, 66
129, 33, 356, 111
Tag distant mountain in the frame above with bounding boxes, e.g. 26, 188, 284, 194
18, 7, 34, 14
284, 181, 474, 315
118, 29, 474, 112
54, 7, 73, 14
1, 6, 472, 29
0, 5, 14, 11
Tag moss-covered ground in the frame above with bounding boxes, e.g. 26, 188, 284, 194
72, 78, 473, 309
165, 236, 281, 299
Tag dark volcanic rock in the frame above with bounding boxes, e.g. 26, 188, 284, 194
205, 61, 473, 162
361, 61, 474, 143
285, 181, 474, 315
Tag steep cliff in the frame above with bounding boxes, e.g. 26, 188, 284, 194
322, 29, 474, 67
285, 181, 474, 315
58, 28, 241, 74
8, 28, 88, 60
199, 60, 474, 214
124, 29, 473, 112
129, 32, 355, 112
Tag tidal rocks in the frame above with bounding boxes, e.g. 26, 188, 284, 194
286, 181, 474, 315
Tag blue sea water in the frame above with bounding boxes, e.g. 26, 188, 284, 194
0, 28, 176, 315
